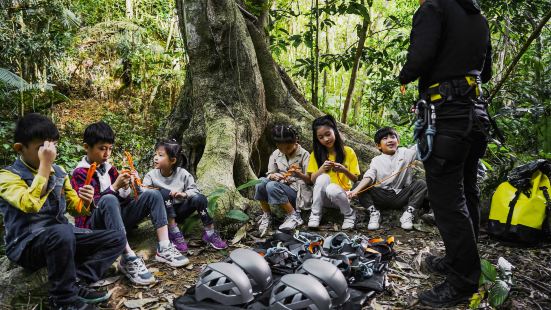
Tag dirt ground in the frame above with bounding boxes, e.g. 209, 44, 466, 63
57, 208, 549, 310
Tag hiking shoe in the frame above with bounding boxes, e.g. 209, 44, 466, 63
400, 206, 415, 230
49, 299, 98, 310
156, 243, 190, 267
342, 210, 356, 230
307, 214, 321, 229
77, 284, 111, 304
419, 281, 473, 308
421, 210, 436, 225
279, 212, 304, 230
423, 255, 449, 276
119, 255, 155, 285
202, 230, 228, 250
258, 213, 272, 236
367, 206, 380, 230
168, 230, 189, 253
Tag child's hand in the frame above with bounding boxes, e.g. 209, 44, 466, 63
320, 161, 333, 172
38, 141, 57, 166
113, 172, 131, 191
269, 173, 284, 181
130, 170, 140, 182
346, 190, 357, 199
332, 163, 347, 172
78, 185, 95, 206
173, 192, 188, 200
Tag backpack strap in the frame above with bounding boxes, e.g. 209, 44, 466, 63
504, 190, 521, 233
539, 186, 551, 235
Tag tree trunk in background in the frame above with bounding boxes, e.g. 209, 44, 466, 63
125, 0, 133, 19
341, 1, 369, 124
165, 0, 378, 217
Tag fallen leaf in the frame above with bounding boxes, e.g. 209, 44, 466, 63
124, 297, 159, 309
231, 224, 249, 245
186, 264, 194, 270
88, 275, 121, 288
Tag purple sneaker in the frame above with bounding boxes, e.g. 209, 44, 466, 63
168, 230, 188, 253
202, 231, 228, 250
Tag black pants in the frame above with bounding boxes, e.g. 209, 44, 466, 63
173, 194, 213, 226
17, 224, 125, 305
358, 179, 427, 211
423, 99, 489, 293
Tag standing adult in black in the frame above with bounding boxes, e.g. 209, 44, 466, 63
398, 0, 492, 307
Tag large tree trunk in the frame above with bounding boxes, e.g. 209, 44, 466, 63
165, 0, 378, 217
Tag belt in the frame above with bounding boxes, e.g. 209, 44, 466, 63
424, 75, 482, 104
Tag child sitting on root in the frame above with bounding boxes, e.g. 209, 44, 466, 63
142, 139, 227, 252
347, 127, 427, 230
255, 125, 312, 235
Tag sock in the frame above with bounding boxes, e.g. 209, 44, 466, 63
159, 239, 170, 250
169, 223, 180, 233
123, 250, 136, 260
205, 227, 215, 237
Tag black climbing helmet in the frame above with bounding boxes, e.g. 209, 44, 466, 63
269, 274, 331, 310
195, 262, 254, 305
296, 258, 350, 307
227, 248, 273, 294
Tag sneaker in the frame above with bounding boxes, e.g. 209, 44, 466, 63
342, 210, 356, 230
419, 281, 473, 308
156, 243, 190, 267
279, 212, 304, 230
168, 230, 189, 253
77, 284, 111, 304
367, 206, 380, 230
49, 300, 98, 310
307, 214, 321, 229
202, 230, 228, 250
421, 210, 436, 225
400, 206, 415, 230
258, 213, 272, 236
119, 255, 156, 285
423, 255, 449, 276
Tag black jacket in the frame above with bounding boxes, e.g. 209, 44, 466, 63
398, 0, 492, 92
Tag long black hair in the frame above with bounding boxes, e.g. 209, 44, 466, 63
312, 114, 345, 167
155, 139, 187, 171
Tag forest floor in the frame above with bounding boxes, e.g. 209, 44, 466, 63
56, 208, 550, 310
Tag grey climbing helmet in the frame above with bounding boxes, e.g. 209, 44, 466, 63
227, 248, 273, 294
297, 258, 350, 307
195, 262, 254, 305
269, 274, 331, 310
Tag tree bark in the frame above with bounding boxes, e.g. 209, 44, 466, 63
165, 0, 378, 218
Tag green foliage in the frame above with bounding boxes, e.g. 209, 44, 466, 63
470, 259, 512, 309
207, 179, 262, 221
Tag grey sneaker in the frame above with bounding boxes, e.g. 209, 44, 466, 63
156, 243, 190, 267
279, 212, 303, 230
258, 213, 272, 236
119, 256, 155, 285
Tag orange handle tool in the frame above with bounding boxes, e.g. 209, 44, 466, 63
76, 162, 97, 213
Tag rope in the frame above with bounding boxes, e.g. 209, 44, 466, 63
355, 162, 416, 195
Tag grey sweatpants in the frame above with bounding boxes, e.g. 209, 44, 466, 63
310, 174, 354, 218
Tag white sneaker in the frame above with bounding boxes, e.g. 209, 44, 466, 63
308, 214, 321, 228
258, 213, 272, 236
119, 256, 156, 285
400, 206, 415, 230
156, 243, 190, 267
367, 206, 380, 230
342, 210, 356, 230
279, 212, 303, 230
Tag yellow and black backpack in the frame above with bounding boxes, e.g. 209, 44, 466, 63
488, 160, 551, 244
